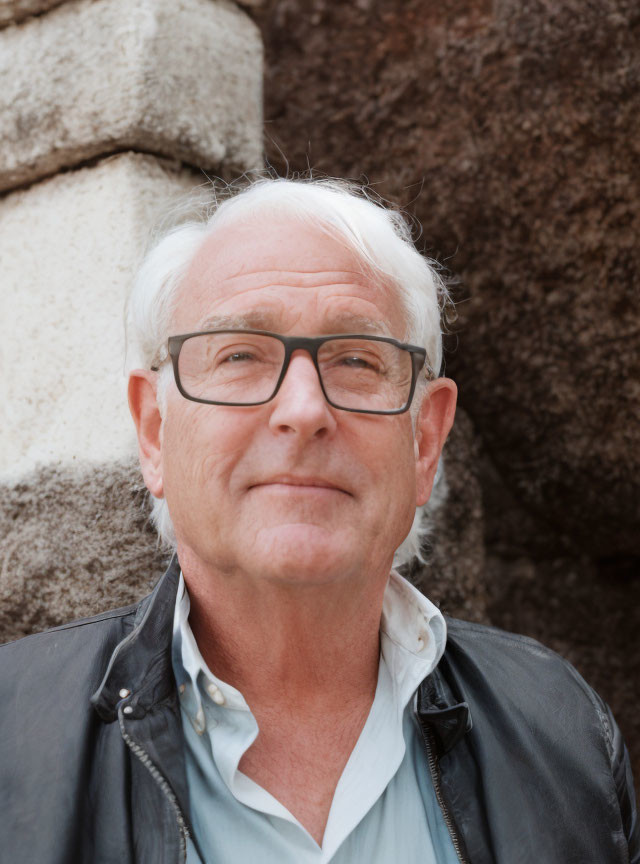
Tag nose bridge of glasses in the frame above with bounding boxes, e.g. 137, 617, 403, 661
279, 340, 325, 393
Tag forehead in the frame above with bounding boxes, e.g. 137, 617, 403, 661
172, 215, 408, 337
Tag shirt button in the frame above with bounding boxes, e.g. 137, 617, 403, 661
207, 683, 226, 705
194, 706, 206, 735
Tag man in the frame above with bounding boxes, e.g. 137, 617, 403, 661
1, 178, 637, 864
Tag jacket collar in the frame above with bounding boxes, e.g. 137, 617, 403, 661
91, 554, 181, 722
417, 652, 473, 754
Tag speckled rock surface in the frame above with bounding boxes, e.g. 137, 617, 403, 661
406, 407, 487, 623
0, 459, 168, 642
0, 0, 263, 192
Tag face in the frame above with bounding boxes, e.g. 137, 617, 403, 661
132, 215, 455, 587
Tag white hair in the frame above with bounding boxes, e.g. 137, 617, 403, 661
126, 176, 450, 567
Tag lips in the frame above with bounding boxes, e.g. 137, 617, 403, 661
249, 475, 351, 495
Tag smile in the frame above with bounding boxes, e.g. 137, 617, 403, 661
250, 476, 351, 495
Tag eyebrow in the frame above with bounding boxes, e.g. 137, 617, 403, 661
196, 311, 277, 331
194, 311, 393, 337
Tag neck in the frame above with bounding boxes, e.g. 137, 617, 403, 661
178, 545, 389, 715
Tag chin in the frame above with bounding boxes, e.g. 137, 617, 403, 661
252, 523, 361, 585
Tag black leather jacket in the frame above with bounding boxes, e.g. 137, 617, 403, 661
1, 557, 638, 864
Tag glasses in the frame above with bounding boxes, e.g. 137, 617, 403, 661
152, 330, 433, 415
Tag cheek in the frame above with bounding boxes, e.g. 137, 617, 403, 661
386, 427, 418, 502
357, 419, 417, 501
162, 403, 258, 502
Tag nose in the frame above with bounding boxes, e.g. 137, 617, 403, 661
268, 350, 338, 440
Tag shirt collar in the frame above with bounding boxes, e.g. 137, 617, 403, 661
380, 570, 447, 709
172, 569, 446, 733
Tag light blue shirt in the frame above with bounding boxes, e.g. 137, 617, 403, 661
172, 573, 461, 863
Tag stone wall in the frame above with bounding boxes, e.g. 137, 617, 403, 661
249, 0, 640, 792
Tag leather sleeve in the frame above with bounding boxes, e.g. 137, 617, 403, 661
604, 702, 640, 863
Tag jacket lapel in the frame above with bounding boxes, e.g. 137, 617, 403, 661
90, 556, 198, 862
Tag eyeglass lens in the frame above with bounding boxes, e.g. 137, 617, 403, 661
177, 333, 414, 411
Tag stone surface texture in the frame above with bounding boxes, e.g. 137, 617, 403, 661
0, 153, 199, 475
0, 459, 168, 641
406, 408, 487, 623
0, 0, 263, 192
248, 0, 640, 792
0, 0, 63, 27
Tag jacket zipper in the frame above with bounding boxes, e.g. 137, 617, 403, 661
418, 719, 470, 864
118, 711, 190, 864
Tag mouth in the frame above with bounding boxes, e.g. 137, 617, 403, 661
249, 475, 351, 495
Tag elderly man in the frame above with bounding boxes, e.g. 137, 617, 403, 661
1, 178, 638, 864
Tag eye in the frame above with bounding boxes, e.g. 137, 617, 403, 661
333, 348, 386, 373
213, 343, 266, 366
340, 354, 379, 370
221, 350, 255, 363
320, 340, 388, 376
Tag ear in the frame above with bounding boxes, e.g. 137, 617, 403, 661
414, 378, 457, 507
128, 370, 164, 499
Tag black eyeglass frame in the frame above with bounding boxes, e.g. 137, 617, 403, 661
152, 329, 432, 415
